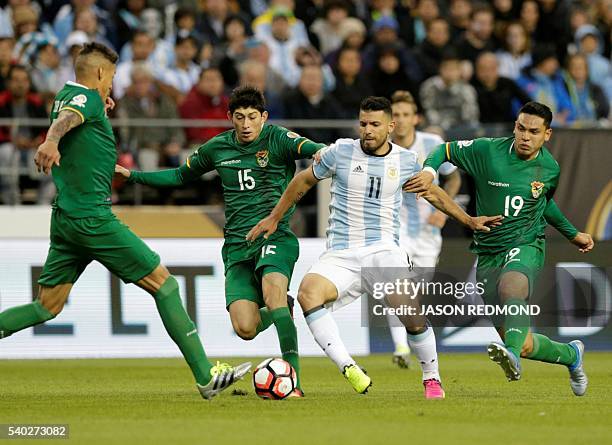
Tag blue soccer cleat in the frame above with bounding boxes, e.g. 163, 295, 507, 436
568, 340, 588, 396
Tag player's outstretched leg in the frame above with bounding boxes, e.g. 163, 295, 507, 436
141, 266, 251, 399
386, 313, 411, 369
262, 273, 302, 395
298, 274, 372, 394
406, 326, 444, 399
0, 284, 71, 339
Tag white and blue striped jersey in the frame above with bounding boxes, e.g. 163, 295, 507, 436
313, 138, 421, 251
399, 131, 457, 244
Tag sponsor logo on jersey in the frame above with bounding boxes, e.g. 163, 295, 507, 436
531, 181, 545, 198
286, 131, 300, 139
387, 166, 398, 179
69, 94, 88, 108
352, 165, 364, 173
487, 180, 510, 187
220, 159, 241, 166
256, 150, 269, 167
457, 140, 473, 148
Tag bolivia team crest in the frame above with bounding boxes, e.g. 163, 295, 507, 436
256, 150, 269, 167
69, 94, 87, 108
531, 181, 545, 198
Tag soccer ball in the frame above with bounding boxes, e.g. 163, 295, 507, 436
253, 358, 297, 399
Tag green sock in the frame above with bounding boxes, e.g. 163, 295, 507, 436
0, 300, 55, 338
271, 307, 301, 389
256, 307, 274, 335
526, 333, 577, 366
503, 298, 530, 359
154, 276, 213, 385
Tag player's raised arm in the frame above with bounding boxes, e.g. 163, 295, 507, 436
421, 185, 503, 232
246, 166, 320, 241
34, 109, 83, 174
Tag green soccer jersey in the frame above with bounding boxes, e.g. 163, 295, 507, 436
130, 124, 325, 242
425, 137, 562, 254
50, 81, 116, 217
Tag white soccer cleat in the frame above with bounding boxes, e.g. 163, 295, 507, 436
568, 340, 588, 396
197, 361, 252, 400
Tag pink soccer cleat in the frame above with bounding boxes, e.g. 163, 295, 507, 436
423, 379, 445, 399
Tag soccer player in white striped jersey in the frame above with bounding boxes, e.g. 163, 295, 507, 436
386, 91, 462, 369
247, 97, 501, 399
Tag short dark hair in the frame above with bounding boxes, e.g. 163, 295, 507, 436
78, 42, 118, 65
518, 101, 553, 128
360, 96, 392, 117
229, 85, 266, 114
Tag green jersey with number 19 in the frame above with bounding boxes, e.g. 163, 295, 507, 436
424, 137, 561, 254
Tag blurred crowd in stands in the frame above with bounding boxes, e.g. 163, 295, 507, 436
0, 0, 610, 205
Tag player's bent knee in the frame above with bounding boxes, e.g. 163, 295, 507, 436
297, 285, 326, 312
498, 272, 529, 301
297, 274, 336, 311
232, 321, 258, 340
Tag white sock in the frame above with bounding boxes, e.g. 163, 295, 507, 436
407, 327, 440, 381
386, 313, 409, 351
305, 307, 355, 372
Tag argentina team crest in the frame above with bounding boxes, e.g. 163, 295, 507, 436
387, 166, 398, 179
256, 149, 269, 167
531, 181, 545, 198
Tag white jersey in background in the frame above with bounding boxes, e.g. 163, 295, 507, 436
399, 131, 457, 265
313, 138, 420, 251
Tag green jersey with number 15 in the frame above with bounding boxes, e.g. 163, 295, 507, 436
424, 137, 561, 254
183, 124, 325, 242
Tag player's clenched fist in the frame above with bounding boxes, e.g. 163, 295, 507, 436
403, 170, 434, 193
571, 232, 595, 253
34, 140, 61, 174
246, 215, 279, 241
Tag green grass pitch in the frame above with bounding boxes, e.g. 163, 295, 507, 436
1, 353, 610, 444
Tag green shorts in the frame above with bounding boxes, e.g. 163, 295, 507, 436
222, 229, 299, 309
476, 237, 546, 304
38, 209, 160, 286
